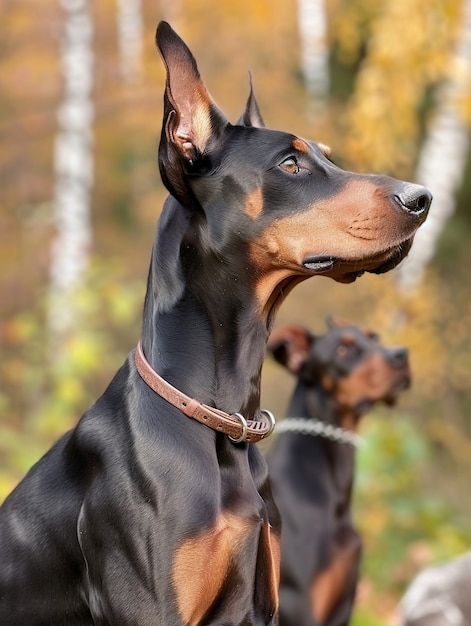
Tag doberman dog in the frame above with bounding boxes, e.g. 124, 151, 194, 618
266, 320, 411, 626
0, 21, 430, 626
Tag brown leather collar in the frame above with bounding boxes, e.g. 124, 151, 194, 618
134, 341, 275, 443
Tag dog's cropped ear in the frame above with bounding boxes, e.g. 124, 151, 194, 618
267, 325, 314, 374
237, 74, 265, 128
156, 22, 228, 199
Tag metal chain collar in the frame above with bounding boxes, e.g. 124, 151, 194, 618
274, 417, 363, 448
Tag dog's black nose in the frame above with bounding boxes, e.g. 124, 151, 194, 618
387, 347, 409, 369
394, 183, 432, 216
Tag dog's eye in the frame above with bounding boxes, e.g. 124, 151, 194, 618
336, 345, 350, 358
280, 157, 300, 174
336, 343, 362, 364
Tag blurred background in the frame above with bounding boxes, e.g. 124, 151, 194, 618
1, 0, 471, 623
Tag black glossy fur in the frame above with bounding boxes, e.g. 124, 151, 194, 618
0, 22, 430, 626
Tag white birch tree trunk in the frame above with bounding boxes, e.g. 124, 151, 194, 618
396, 0, 471, 290
49, 0, 94, 338
296, 0, 329, 116
116, 0, 143, 83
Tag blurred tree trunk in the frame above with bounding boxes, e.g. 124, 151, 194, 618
341, 0, 459, 178
296, 0, 329, 118
397, 0, 471, 290
116, 0, 143, 214
49, 0, 94, 341
116, 0, 143, 83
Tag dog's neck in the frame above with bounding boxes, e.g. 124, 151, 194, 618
295, 384, 360, 435
294, 383, 357, 497
141, 197, 271, 420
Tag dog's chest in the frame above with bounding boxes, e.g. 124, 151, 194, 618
167, 445, 280, 625
172, 511, 278, 624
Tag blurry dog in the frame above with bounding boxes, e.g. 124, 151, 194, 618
266, 319, 411, 626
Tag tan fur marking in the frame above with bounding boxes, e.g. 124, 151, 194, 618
334, 351, 407, 410
172, 513, 251, 625
192, 90, 213, 151
310, 542, 358, 623
260, 177, 410, 265
291, 137, 309, 154
244, 187, 264, 220
248, 177, 417, 310
263, 523, 281, 610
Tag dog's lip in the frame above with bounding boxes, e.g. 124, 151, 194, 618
302, 250, 400, 274
302, 239, 414, 282
393, 374, 411, 393
302, 254, 373, 284
354, 375, 410, 412
302, 256, 335, 273
384, 374, 411, 405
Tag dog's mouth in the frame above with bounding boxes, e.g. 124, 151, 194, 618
353, 375, 410, 414
385, 373, 411, 403
303, 239, 414, 284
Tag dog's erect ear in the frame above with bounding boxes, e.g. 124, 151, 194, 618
237, 74, 265, 128
326, 314, 376, 338
326, 315, 354, 330
156, 22, 228, 199
267, 325, 314, 374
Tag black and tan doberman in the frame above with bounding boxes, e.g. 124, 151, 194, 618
0, 22, 430, 626
266, 320, 411, 626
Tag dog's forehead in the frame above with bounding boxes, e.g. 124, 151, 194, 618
315, 326, 371, 356
228, 126, 324, 161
